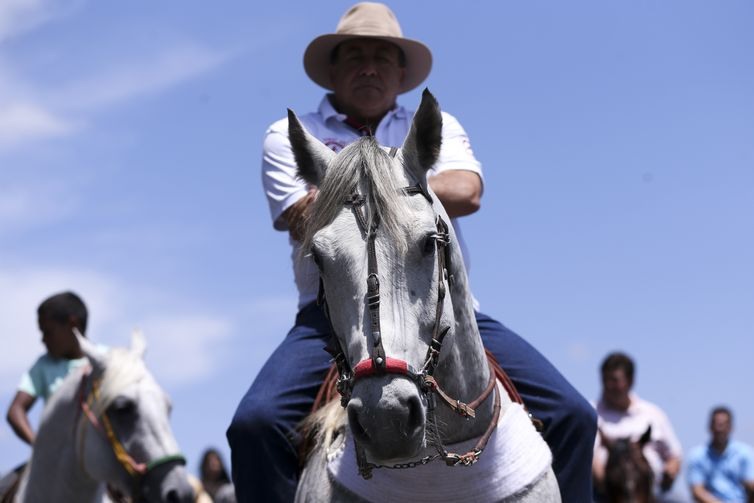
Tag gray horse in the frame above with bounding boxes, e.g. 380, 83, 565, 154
290, 90, 561, 503
11, 331, 194, 502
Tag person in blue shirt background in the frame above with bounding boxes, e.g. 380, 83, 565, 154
687, 406, 754, 502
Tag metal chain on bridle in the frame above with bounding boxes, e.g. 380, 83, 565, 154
317, 147, 506, 479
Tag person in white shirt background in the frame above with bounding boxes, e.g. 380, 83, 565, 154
593, 351, 683, 500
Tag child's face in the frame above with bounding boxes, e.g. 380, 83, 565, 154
38, 315, 79, 359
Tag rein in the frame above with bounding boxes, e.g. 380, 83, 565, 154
76, 369, 186, 494
316, 147, 514, 478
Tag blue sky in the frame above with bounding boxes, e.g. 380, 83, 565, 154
1, 0, 752, 498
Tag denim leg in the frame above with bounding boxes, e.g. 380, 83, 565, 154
226, 303, 331, 503
476, 311, 597, 502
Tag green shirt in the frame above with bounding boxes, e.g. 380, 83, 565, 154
18, 346, 107, 402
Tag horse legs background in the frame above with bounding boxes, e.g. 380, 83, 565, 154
227, 304, 596, 503
476, 312, 597, 502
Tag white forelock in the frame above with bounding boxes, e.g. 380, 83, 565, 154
91, 347, 149, 417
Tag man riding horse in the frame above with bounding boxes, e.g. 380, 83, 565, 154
227, 3, 596, 501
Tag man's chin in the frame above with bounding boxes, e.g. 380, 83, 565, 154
352, 87, 384, 101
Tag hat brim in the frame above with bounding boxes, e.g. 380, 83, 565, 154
303, 34, 432, 94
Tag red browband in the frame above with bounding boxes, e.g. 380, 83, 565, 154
352, 357, 420, 380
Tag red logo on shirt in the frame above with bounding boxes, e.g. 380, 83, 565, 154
324, 138, 346, 152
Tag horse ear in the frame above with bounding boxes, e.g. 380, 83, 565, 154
74, 327, 107, 375
639, 425, 652, 446
401, 88, 442, 184
288, 109, 334, 187
130, 328, 147, 359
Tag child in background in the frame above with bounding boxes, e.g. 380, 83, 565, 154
5, 291, 91, 445
200, 448, 236, 502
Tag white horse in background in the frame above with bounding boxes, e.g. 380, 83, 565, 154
290, 89, 561, 502
12, 331, 194, 503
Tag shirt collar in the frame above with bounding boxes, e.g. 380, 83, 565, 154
597, 391, 641, 414
317, 94, 410, 125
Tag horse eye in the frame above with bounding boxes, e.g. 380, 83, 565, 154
310, 248, 323, 269
422, 234, 436, 255
110, 396, 136, 415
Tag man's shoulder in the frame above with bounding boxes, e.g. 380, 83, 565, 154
266, 110, 327, 136
631, 395, 670, 417
687, 444, 709, 462
729, 440, 754, 458
27, 353, 56, 373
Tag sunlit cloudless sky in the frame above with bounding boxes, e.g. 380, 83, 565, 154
2, 1, 752, 499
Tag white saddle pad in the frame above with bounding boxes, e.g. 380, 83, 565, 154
327, 393, 552, 502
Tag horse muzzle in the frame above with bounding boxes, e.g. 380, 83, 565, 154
347, 375, 426, 461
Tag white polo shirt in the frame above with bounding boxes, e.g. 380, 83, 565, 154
593, 393, 683, 491
262, 95, 483, 309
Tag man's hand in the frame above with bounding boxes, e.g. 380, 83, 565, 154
691, 483, 723, 503
661, 457, 681, 492
282, 188, 318, 242
428, 171, 482, 218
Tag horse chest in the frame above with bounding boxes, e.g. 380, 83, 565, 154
325, 402, 552, 503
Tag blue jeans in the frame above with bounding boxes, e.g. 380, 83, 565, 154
227, 303, 596, 502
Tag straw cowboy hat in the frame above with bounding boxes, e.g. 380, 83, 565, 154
303, 2, 432, 94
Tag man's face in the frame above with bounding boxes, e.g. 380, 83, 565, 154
39, 315, 77, 359
602, 368, 632, 410
329, 38, 405, 121
710, 411, 732, 445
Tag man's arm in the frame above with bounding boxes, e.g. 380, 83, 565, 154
591, 454, 606, 495
691, 483, 722, 503
661, 455, 682, 491
6, 391, 36, 445
281, 188, 317, 242
428, 170, 482, 218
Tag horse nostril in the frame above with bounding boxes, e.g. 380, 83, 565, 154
405, 395, 423, 436
164, 489, 180, 503
347, 399, 370, 443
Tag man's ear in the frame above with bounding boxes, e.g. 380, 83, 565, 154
288, 109, 335, 187
67, 315, 81, 331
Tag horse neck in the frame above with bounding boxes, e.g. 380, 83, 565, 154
431, 228, 504, 443
18, 368, 103, 503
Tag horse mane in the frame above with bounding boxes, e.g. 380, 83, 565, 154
91, 347, 149, 417
302, 137, 413, 255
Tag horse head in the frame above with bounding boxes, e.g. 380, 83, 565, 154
289, 89, 477, 464
601, 426, 654, 503
76, 330, 194, 502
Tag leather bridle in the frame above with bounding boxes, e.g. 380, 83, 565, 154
316, 147, 504, 479
76, 369, 186, 499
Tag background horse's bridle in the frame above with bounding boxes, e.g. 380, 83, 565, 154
316, 147, 504, 478
76, 369, 186, 499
